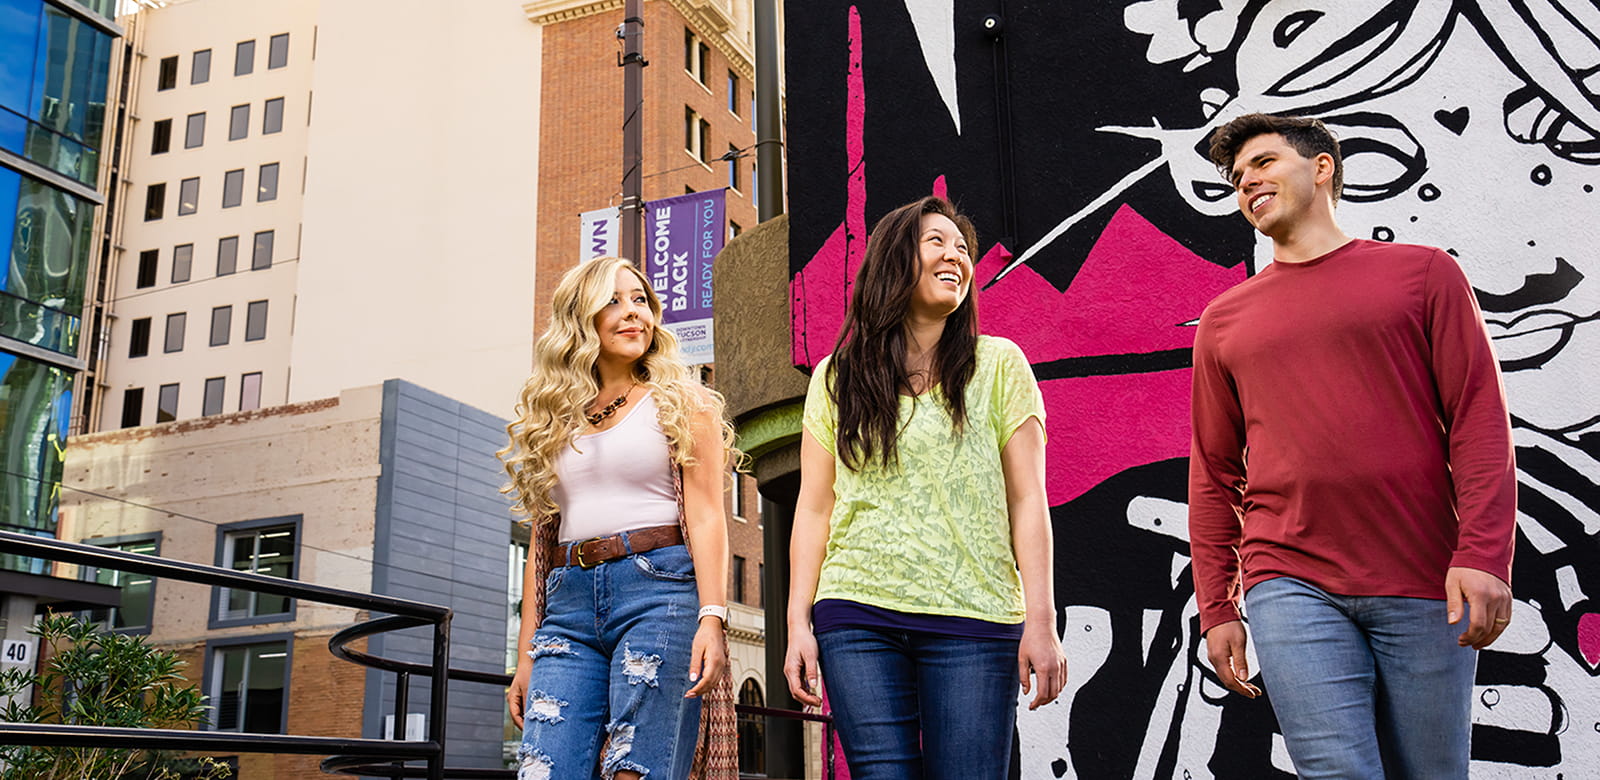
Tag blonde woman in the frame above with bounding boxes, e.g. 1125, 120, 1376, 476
502, 257, 738, 780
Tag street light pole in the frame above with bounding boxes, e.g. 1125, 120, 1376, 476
618, 0, 646, 264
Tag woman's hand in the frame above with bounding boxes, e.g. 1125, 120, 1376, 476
1018, 621, 1067, 710
784, 624, 824, 707
684, 618, 728, 698
506, 664, 532, 729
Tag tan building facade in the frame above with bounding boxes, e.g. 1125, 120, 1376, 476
62, 379, 518, 774
90, 0, 544, 432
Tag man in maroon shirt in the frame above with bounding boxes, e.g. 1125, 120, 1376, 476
1188, 113, 1517, 778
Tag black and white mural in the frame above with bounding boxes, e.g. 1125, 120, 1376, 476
786, 2, 1600, 776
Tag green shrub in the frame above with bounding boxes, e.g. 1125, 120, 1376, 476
0, 612, 231, 780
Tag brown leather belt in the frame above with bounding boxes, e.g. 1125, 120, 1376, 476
559, 524, 684, 569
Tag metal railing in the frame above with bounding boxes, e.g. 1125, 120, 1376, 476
0, 531, 453, 778
0, 530, 833, 779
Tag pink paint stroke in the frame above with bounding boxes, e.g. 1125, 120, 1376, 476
791, 5, 867, 367
1579, 612, 1600, 669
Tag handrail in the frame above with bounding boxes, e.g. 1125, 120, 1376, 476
0, 531, 832, 779
0, 530, 453, 780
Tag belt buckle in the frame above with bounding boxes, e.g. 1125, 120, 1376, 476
575, 538, 604, 569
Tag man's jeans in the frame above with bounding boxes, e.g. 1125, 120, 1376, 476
815, 627, 1019, 780
1245, 576, 1477, 779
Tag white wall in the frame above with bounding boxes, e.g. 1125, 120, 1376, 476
293, 0, 543, 417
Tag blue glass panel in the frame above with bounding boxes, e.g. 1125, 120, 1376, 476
0, 349, 70, 573
0, 3, 111, 183
0, 0, 44, 124
0, 165, 92, 354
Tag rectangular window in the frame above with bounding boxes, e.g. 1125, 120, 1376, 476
252, 231, 274, 270
178, 177, 199, 215
222, 169, 244, 208
240, 372, 263, 411
144, 183, 165, 221
216, 520, 297, 623
245, 300, 268, 341
268, 33, 289, 69
172, 244, 193, 284
257, 163, 279, 202
728, 145, 741, 191
185, 112, 205, 148
151, 119, 171, 154
191, 49, 212, 84
684, 30, 709, 84
685, 107, 707, 161
164, 312, 186, 353
86, 537, 159, 631
229, 104, 249, 140
730, 220, 742, 240
209, 640, 289, 733
120, 387, 143, 428
262, 97, 284, 134
210, 305, 232, 346
217, 236, 239, 275
157, 56, 177, 90
128, 317, 151, 358
157, 383, 179, 423
235, 40, 255, 76
203, 377, 226, 416
136, 249, 158, 289
731, 555, 746, 603
728, 71, 740, 115
731, 471, 745, 517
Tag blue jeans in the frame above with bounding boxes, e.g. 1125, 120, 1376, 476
517, 544, 701, 780
815, 627, 1018, 780
1244, 576, 1477, 779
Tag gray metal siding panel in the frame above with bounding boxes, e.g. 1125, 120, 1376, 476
370, 380, 515, 769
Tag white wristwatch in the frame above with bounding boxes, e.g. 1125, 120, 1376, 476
698, 604, 728, 623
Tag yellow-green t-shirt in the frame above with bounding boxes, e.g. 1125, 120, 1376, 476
802, 335, 1046, 623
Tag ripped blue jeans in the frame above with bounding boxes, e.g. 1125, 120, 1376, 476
517, 544, 701, 780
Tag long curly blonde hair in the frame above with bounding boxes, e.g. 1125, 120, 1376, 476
499, 256, 737, 521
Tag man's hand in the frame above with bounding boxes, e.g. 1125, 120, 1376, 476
1204, 620, 1261, 698
1446, 566, 1513, 649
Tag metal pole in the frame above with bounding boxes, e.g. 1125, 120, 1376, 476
619, 0, 647, 263
761, 496, 805, 777
426, 616, 451, 780
392, 670, 411, 778
754, 0, 784, 220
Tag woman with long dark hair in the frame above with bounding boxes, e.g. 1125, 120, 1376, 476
502, 257, 739, 780
784, 196, 1066, 778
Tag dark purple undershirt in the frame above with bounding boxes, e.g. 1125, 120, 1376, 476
811, 599, 1024, 641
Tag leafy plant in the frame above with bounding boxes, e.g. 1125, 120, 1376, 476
0, 611, 232, 780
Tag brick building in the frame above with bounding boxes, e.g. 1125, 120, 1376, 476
523, 2, 771, 753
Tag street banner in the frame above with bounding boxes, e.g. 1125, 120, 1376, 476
578, 206, 619, 263
645, 189, 724, 365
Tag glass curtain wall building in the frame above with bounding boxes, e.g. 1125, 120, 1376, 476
0, 0, 119, 570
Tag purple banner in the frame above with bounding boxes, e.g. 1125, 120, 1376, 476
645, 189, 724, 364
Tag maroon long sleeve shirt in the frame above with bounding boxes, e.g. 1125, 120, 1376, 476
1188, 239, 1516, 633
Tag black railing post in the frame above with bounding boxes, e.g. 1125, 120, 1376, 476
393, 670, 411, 778
428, 616, 451, 780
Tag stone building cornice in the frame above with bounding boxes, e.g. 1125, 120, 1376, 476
523, 0, 754, 80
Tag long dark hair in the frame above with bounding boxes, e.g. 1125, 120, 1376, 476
828, 196, 980, 471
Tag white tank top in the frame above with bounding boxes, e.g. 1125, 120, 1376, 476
552, 392, 679, 543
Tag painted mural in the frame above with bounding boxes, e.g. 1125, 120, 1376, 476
786, 2, 1600, 777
